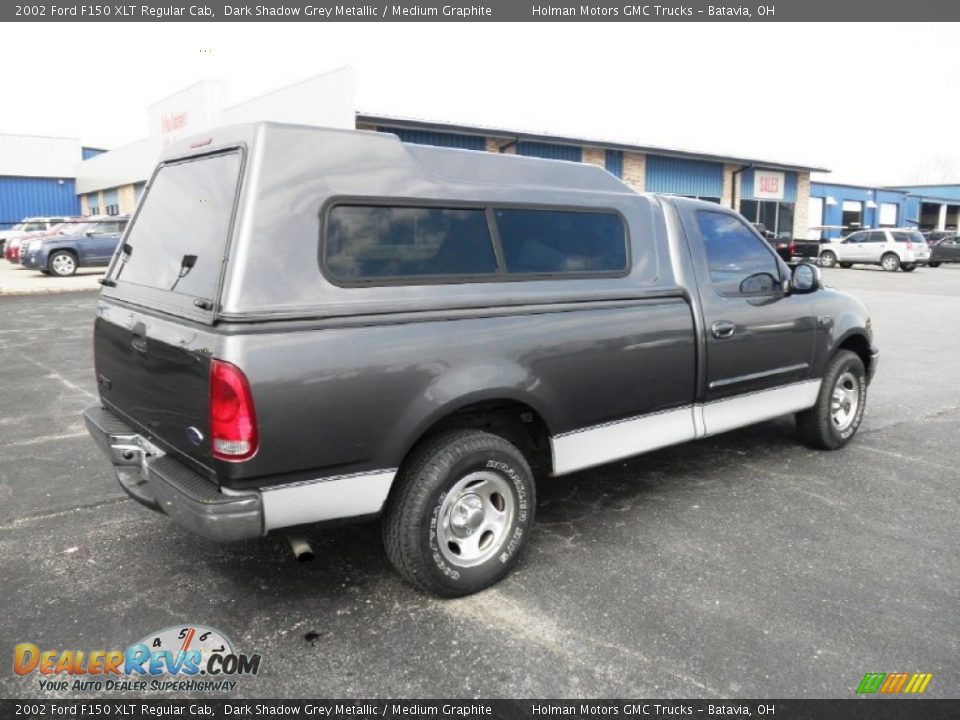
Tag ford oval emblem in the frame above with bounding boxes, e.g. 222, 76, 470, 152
186, 426, 204, 446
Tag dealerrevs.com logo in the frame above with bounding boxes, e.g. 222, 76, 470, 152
13, 625, 261, 693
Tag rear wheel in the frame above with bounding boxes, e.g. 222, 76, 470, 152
838, 262, 852, 269
901, 264, 917, 272
819, 250, 837, 268
796, 350, 867, 450
383, 429, 535, 597
48, 251, 77, 277
880, 253, 900, 272
928, 261, 941, 268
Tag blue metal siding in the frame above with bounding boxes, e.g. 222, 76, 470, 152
0, 177, 80, 229
604, 150, 623, 178
378, 127, 485, 151
645, 155, 723, 197
810, 182, 909, 238
741, 169, 798, 202
82, 147, 106, 161
516, 141, 582, 162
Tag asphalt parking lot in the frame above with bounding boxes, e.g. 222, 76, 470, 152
1, 266, 958, 699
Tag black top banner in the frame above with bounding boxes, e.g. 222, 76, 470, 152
7, 0, 960, 22
1, 700, 959, 720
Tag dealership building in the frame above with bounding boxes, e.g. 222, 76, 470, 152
65, 69, 823, 239
6, 68, 960, 242
809, 181, 960, 239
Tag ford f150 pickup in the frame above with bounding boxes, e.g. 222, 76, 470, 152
83, 123, 878, 597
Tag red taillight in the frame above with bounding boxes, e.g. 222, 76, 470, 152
210, 360, 258, 461
788, 241, 796, 255
906, 241, 914, 250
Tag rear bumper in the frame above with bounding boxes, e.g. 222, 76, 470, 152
83, 406, 263, 542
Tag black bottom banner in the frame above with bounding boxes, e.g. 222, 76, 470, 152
1, 700, 958, 720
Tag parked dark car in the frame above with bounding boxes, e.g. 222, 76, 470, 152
922, 230, 954, 247
21, 216, 129, 276
83, 123, 877, 597
928, 236, 960, 267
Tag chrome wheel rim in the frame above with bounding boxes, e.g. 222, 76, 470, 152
831, 370, 861, 432
437, 470, 515, 568
821, 253, 835, 267
52, 254, 75, 275
882, 256, 897, 270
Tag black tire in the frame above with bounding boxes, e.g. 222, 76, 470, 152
838, 262, 852, 269
48, 250, 78, 277
383, 429, 535, 597
928, 262, 941, 268
796, 350, 867, 450
901, 264, 917, 272
880, 252, 900, 272
819, 250, 837, 268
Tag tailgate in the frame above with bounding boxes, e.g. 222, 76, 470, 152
94, 302, 217, 472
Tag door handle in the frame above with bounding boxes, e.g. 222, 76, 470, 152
130, 322, 147, 353
711, 321, 736, 339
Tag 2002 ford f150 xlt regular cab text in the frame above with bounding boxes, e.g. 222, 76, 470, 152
83, 123, 878, 597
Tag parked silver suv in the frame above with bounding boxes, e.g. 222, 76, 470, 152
819, 229, 930, 272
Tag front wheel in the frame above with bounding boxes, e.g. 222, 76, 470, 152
838, 262, 853, 269
901, 264, 917, 272
928, 262, 941, 268
383, 429, 535, 597
819, 250, 837, 268
796, 350, 867, 450
48, 251, 77, 277
880, 253, 900, 272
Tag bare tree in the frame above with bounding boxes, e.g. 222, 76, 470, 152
906, 155, 960, 184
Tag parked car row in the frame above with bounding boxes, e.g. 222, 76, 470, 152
4, 216, 128, 276
770, 228, 960, 273
0, 216, 71, 255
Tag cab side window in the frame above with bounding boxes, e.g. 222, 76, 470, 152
697, 211, 781, 296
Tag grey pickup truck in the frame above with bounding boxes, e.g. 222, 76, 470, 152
84, 123, 878, 597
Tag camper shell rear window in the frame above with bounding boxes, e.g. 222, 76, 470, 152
106, 150, 242, 304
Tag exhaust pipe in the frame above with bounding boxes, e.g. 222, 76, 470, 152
288, 536, 314, 562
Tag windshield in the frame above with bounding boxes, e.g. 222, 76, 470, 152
108, 151, 242, 301
62, 223, 92, 235
22, 223, 46, 232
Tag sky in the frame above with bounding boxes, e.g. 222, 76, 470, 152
5, 22, 959, 186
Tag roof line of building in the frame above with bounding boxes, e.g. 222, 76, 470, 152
356, 112, 831, 174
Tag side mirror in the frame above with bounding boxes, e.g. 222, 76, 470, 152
85, 230, 95, 237
791, 263, 821, 294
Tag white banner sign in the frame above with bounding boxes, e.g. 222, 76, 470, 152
753, 170, 785, 200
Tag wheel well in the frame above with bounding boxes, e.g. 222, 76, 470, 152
838, 334, 871, 376
48, 248, 76, 262
408, 400, 552, 477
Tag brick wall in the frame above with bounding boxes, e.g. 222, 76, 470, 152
582, 147, 604, 167
622, 152, 646, 191
722, 164, 737, 207
118, 185, 137, 215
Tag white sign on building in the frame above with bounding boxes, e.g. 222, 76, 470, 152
753, 170, 786, 200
